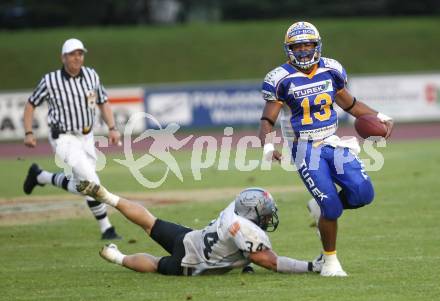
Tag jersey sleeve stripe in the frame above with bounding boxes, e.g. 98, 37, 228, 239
228, 222, 240, 236
28, 78, 48, 106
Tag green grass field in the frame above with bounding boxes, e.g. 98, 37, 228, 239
0, 139, 439, 300
1, 17, 440, 90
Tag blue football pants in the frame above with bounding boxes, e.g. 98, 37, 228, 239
292, 141, 374, 220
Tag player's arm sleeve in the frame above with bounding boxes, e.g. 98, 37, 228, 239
261, 67, 288, 104
231, 220, 272, 258
248, 249, 312, 273
333, 63, 348, 93
28, 77, 48, 107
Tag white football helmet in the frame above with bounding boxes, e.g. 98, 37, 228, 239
284, 21, 322, 70
234, 188, 279, 232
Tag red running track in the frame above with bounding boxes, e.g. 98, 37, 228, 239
0, 122, 439, 158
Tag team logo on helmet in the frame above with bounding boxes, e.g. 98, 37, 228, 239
284, 21, 322, 70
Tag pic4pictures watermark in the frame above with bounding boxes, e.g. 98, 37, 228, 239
54, 112, 386, 189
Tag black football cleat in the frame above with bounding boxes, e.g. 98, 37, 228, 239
101, 226, 122, 240
23, 163, 44, 195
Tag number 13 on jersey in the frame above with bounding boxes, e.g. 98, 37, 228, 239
300, 92, 332, 125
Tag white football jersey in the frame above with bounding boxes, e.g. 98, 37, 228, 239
181, 202, 272, 275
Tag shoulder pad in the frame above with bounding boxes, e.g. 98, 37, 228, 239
264, 66, 289, 87
321, 57, 344, 75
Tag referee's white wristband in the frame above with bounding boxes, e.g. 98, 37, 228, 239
263, 143, 275, 161
377, 112, 392, 122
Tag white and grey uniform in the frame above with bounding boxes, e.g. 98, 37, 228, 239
181, 202, 272, 275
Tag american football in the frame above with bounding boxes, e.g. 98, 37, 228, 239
354, 114, 388, 139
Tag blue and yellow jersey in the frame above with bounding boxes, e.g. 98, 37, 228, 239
262, 57, 347, 140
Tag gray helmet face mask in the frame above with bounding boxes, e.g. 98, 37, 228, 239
234, 188, 279, 232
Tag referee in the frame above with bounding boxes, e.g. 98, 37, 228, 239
22, 38, 122, 240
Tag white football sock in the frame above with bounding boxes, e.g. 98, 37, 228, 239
98, 216, 112, 233
114, 251, 125, 265
67, 179, 81, 194
37, 171, 53, 185
323, 253, 338, 263
115, 251, 127, 265
320, 251, 347, 276
103, 245, 125, 265
101, 189, 120, 207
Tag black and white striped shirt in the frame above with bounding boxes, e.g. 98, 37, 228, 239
28, 66, 107, 132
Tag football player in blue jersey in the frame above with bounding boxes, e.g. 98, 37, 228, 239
258, 21, 393, 277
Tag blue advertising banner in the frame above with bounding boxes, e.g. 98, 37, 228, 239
144, 82, 264, 128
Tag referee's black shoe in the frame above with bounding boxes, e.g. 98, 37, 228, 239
101, 226, 122, 240
23, 163, 44, 195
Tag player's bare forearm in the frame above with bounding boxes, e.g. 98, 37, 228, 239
259, 101, 283, 162
249, 249, 278, 271
250, 250, 314, 274
346, 101, 377, 118
335, 88, 377, 118
258, 101, 282, 145
258, 121, 274, 145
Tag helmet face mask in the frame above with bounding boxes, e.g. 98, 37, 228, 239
234, 188, 279, 232
284, 21, 322, 70
256, 207, 279, 232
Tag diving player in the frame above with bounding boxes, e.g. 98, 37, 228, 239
76, 180, 323, 276
258, 21, 393, 276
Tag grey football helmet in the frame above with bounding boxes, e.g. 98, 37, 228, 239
234, 188, 279, 232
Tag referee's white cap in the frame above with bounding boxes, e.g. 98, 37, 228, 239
62, 38, 88, 55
